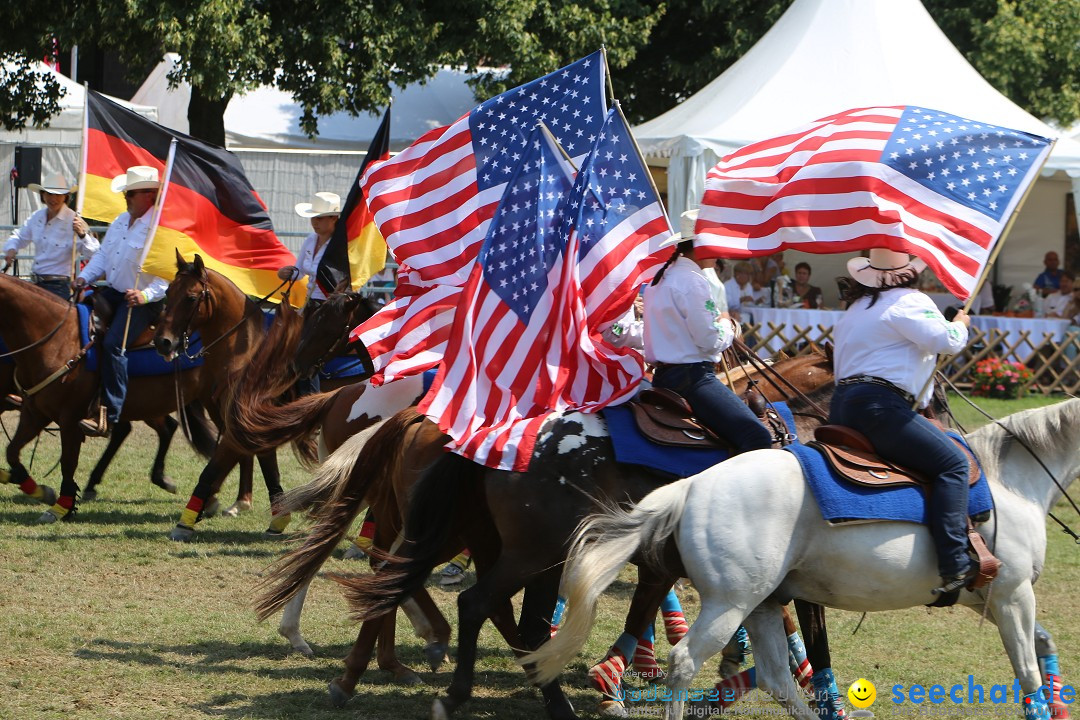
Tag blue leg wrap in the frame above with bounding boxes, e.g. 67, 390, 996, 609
811, 667, 846, 720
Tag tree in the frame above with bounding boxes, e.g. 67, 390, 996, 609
0, 54, 65, 132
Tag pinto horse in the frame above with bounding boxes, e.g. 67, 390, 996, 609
255, 352, 837, 718
153, 253, 290, 540
527, 399, 1080, 720
0, 273, 215, 519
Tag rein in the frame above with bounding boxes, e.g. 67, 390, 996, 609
940, 373, 1080, 545
731, 338, 830, 423
171, 274, 290, 360
0, 299, 73, 360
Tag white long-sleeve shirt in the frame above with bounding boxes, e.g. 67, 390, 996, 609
4, 205, 99, 276
834, 288, 968, 408
294, 232, 330, 302
644, 256, 737, 364
77, 211, 168, 301
602, 306, 644, 351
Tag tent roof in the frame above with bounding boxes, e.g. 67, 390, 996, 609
133, 54, 482, 152
634, 0, 1080, 177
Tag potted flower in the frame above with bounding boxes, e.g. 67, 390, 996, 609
970, 357, 1033, 399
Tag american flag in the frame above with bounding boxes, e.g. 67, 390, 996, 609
559, 105, 673, 405
360, 50, 608, 287
694, 106, 1053, 299
419, 125, 578, 470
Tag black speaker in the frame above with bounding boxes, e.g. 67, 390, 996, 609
14, 146, 42, 188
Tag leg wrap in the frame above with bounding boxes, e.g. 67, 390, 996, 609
1024, 692, 1052, 720
811, 667, 847, 720
714, 667, 756, 709
632, 624, 664, 681
588, 649, 627, 700
661, 589, 688, 645
787, 631, 814, 692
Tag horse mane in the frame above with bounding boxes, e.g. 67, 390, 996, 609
964, 398, 1080, 488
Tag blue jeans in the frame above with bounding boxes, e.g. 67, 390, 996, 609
652, 361, 772, 454
829, 382, 971, 577
36, 278, 71, 301
98, 287, 159, 424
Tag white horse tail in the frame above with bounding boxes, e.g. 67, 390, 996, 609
275, 419, 385, 516
525, 476, 695, 685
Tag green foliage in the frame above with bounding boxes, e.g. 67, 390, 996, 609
0, 53, 65, 132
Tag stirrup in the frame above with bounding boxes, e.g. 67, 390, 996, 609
932, 566, 979, 595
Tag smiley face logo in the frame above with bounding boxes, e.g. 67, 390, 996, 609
848, 678, 876, 708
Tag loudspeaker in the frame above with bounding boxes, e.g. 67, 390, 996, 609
14, 146, 42, 188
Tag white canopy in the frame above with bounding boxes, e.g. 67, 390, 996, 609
635, 0, 1080, 220
133, 54, 480, 151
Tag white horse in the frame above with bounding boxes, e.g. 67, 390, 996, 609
525, 398, 1080, 720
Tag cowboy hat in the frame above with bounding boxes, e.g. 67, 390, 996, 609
28, 172, 77, 195
847, 248, 927, 288
110, 166, 161, 193
295, 191, 342, 218
657, 208, 698, 250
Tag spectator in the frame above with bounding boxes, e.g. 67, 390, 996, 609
724, 261, 756, 321
791, 261, 823, 309
1044, 271, 1075, 318
1034, 251, 1063, 297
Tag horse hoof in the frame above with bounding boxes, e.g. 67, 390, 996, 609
153, 477, 178, 494
82, 488, 98, 502
342, 544, 368, 561
38, 485, 57, 506
327, 679, 353, 708
292, 642, 315, 658
424, 642, 447, 672
202, 496, 221, 518
169, 524, 195, 542
222, 499, 253, 517
431, 698, 450, 720
395, 670, 424, 687
597, 700, 627, 718
262, 528, 288, 540
37, 508, 61, 524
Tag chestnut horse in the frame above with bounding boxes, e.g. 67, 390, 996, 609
255, 352, 837, 716
0, 274, 216, 519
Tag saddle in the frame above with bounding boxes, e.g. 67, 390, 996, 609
87, 294, 157, 349
628, 388, 724, 450
809, 424, 1000, 589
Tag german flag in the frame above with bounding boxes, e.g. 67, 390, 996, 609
315, 108, 391, 295
81, 89, 296, 300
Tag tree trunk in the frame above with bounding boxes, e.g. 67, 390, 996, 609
186, 85, 231, 146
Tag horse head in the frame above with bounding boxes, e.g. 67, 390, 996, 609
154, 250, 211, 360
292, 281, 379, 378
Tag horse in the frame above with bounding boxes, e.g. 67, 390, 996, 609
524, 398, 1080, 720
153, 252, 289, 539
255, 351, 838, 718
0, 273, 216, 520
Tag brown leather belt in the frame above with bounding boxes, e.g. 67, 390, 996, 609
32, 273, 71, 283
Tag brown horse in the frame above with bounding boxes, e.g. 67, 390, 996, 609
255, 352, 837, 716
153, 253, 289, 540
0, 274, 222, 519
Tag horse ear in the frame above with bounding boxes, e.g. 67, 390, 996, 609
334, 278, 351, 294
174, 248, 185, 270
192, 253, 207, 281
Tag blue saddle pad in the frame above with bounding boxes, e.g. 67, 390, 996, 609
602, 401, 797, 479
0, 336, 10, 365
319, 355, 368, 381
785, 432, 993, 525
79, 303, 205, 377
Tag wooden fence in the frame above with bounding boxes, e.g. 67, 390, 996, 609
743, 321, 1080, 395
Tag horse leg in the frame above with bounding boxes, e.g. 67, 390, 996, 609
402, 589, 452, 671
257, 452, 289, 536
376, 607, 424, 685
663, 602, 747, 720
741, 603, 819, 720
170, 447, 243, 541
83, 419, 132, 501
518, 570, 577, 720
223, 456, 254, 517
1035, 621, 1071, 719
328, 616, 386, 707
39, 420, 84, 523
277, 580, 315, 657
147, 415, 179, 494
2, 407, 55, 507
795, 600, 846, 720
988, 581, 1053, 717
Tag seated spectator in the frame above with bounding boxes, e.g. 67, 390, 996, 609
1034, 251, 1063, 297
1044, 271, 1075, 318
724, 261, 757, 320
791, 261, 823, 308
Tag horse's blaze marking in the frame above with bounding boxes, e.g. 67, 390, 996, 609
345, 374, 423, 423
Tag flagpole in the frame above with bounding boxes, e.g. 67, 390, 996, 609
122, 139, 176, 356
73, 82, 91, 287
910, 139, 1057, 409
600, 46, 616, 106
617, 101, 675, 233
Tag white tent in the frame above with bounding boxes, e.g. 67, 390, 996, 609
0, 63, 156, 226
132, 55, 481, 238
635, 0, 1080, 299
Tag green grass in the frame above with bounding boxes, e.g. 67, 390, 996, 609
0, 397, 1077, 719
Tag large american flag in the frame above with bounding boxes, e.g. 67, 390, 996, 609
351, 51, 609, 385
360, 50, 608, 287
419, 125, 578, 470
694, 106, 1053, 299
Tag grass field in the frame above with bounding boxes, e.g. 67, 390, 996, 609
0, 393, 1077, 719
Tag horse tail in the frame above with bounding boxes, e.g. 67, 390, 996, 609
180, 401, 218, 458
524, 476, 695, 686
253, 407, 423, 622
333, 450, 475, 623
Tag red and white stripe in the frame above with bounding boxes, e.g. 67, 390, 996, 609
695, 106, 1029, 300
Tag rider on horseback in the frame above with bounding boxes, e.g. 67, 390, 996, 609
643, 210, 772, 453
831, 248, 974, 594
73, 166, 168, 438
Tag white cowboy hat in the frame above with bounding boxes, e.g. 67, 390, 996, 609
847, 248, 927, 288
28, 172, 77, 195
295, 191, 342, 218
110, 165, 161, 193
